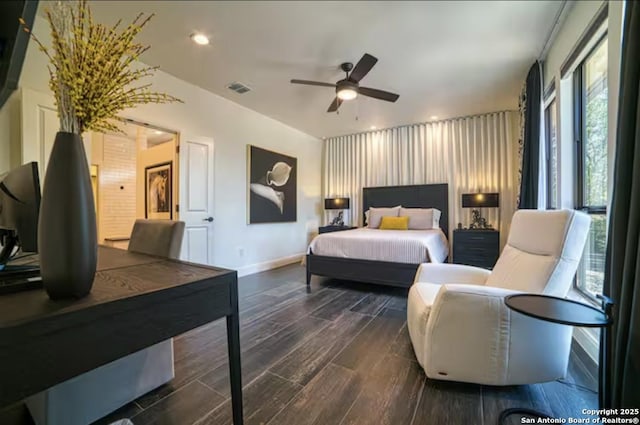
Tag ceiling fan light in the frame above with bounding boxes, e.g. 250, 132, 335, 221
191, 33, 210, 45
337, 88, 358, 100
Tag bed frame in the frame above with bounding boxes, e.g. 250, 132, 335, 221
306, 183, 449, 288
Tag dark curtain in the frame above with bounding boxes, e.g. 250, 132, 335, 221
600, 0, 640, 409
518, 61, 542, 209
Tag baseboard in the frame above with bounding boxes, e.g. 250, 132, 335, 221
572, 328, 599, 379
236, 253, 304, 277
567, 288, 600, 374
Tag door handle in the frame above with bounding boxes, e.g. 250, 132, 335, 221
203, 217, 214, 222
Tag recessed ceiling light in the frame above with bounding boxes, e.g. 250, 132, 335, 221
190, 33, 210, 46
370, 126, 377, 130
153, 130, 163, 135
430, 115, 438, 120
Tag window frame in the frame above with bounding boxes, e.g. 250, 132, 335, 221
572, 33, 608, 300
544, 93, 558, 209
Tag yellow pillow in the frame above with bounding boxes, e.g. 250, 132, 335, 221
379, 216, 409, 230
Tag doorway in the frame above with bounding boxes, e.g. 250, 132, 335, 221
19, 89, 216, 263
90, 120, 179, 249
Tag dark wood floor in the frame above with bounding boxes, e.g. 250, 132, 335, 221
2, 263, 597, 425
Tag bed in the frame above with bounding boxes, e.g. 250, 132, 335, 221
306, 183, 449, 288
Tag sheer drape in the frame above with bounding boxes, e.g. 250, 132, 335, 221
324, 111, 519, 247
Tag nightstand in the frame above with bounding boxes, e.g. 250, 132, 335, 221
453, 229, 500, 269
319, 225, 357, 234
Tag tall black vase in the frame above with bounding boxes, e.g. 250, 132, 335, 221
39, 131, 97, 299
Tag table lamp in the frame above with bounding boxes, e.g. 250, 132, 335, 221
324, 197, 350, 226
462, 193, 499, 229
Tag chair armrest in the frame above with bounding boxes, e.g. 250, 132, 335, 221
413, 263, 491, 286
422, 284, 572, 385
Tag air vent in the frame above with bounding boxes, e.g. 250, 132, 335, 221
226, 82, 251, 94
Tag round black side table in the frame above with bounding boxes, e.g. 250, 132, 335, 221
500, 293, 613, 425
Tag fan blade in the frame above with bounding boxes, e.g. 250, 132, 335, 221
359, 87, 400, 102
291, 79, 336, 88
348, 53, 378, 83
327, 97, 342, 112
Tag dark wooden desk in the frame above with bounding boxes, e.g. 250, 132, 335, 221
0, 246, 244, 425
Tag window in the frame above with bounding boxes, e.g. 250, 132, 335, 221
573, 36, 608, 298
545, 98, 558, 209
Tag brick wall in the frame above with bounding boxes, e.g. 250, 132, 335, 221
100, 135, 137, 239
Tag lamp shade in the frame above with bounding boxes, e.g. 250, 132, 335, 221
324, 197, 350, 210
461, 193, 499, 208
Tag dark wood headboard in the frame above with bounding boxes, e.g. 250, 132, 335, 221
362, 184, 449, 237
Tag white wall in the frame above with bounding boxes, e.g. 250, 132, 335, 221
543, 1, 607, 85
1, 15, 322, 274
0, 91, 21, 175
0, 102, 12, 175
125, 74, 322, 274
607, 0, 624, 201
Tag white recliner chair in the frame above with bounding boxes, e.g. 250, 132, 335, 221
407, 209, 590, 386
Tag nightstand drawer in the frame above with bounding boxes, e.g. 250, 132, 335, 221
454, 255, 496, 269
454, 231, 499, 244
458, 245, 491, 254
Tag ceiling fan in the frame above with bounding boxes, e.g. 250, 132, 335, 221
290, 53, 400, 113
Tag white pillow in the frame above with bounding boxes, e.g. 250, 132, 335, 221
367, 206, 401, 228
399, 208, 441, 230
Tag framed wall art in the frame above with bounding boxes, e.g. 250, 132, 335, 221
145, 161, 173, 220
247, 145, 297, 224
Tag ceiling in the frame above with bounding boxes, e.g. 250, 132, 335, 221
86, 1, 563, 138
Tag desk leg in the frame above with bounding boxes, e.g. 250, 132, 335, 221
227, 281, 243, 425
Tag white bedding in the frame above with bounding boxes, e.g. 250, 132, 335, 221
308, 228, 449, 264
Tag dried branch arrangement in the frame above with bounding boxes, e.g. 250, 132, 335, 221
20, 0, 182, 135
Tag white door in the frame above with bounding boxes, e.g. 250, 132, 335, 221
21, 88, 92, 180
178, 135, 215, 265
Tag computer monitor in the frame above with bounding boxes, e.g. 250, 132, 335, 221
0, 161, 41, 270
